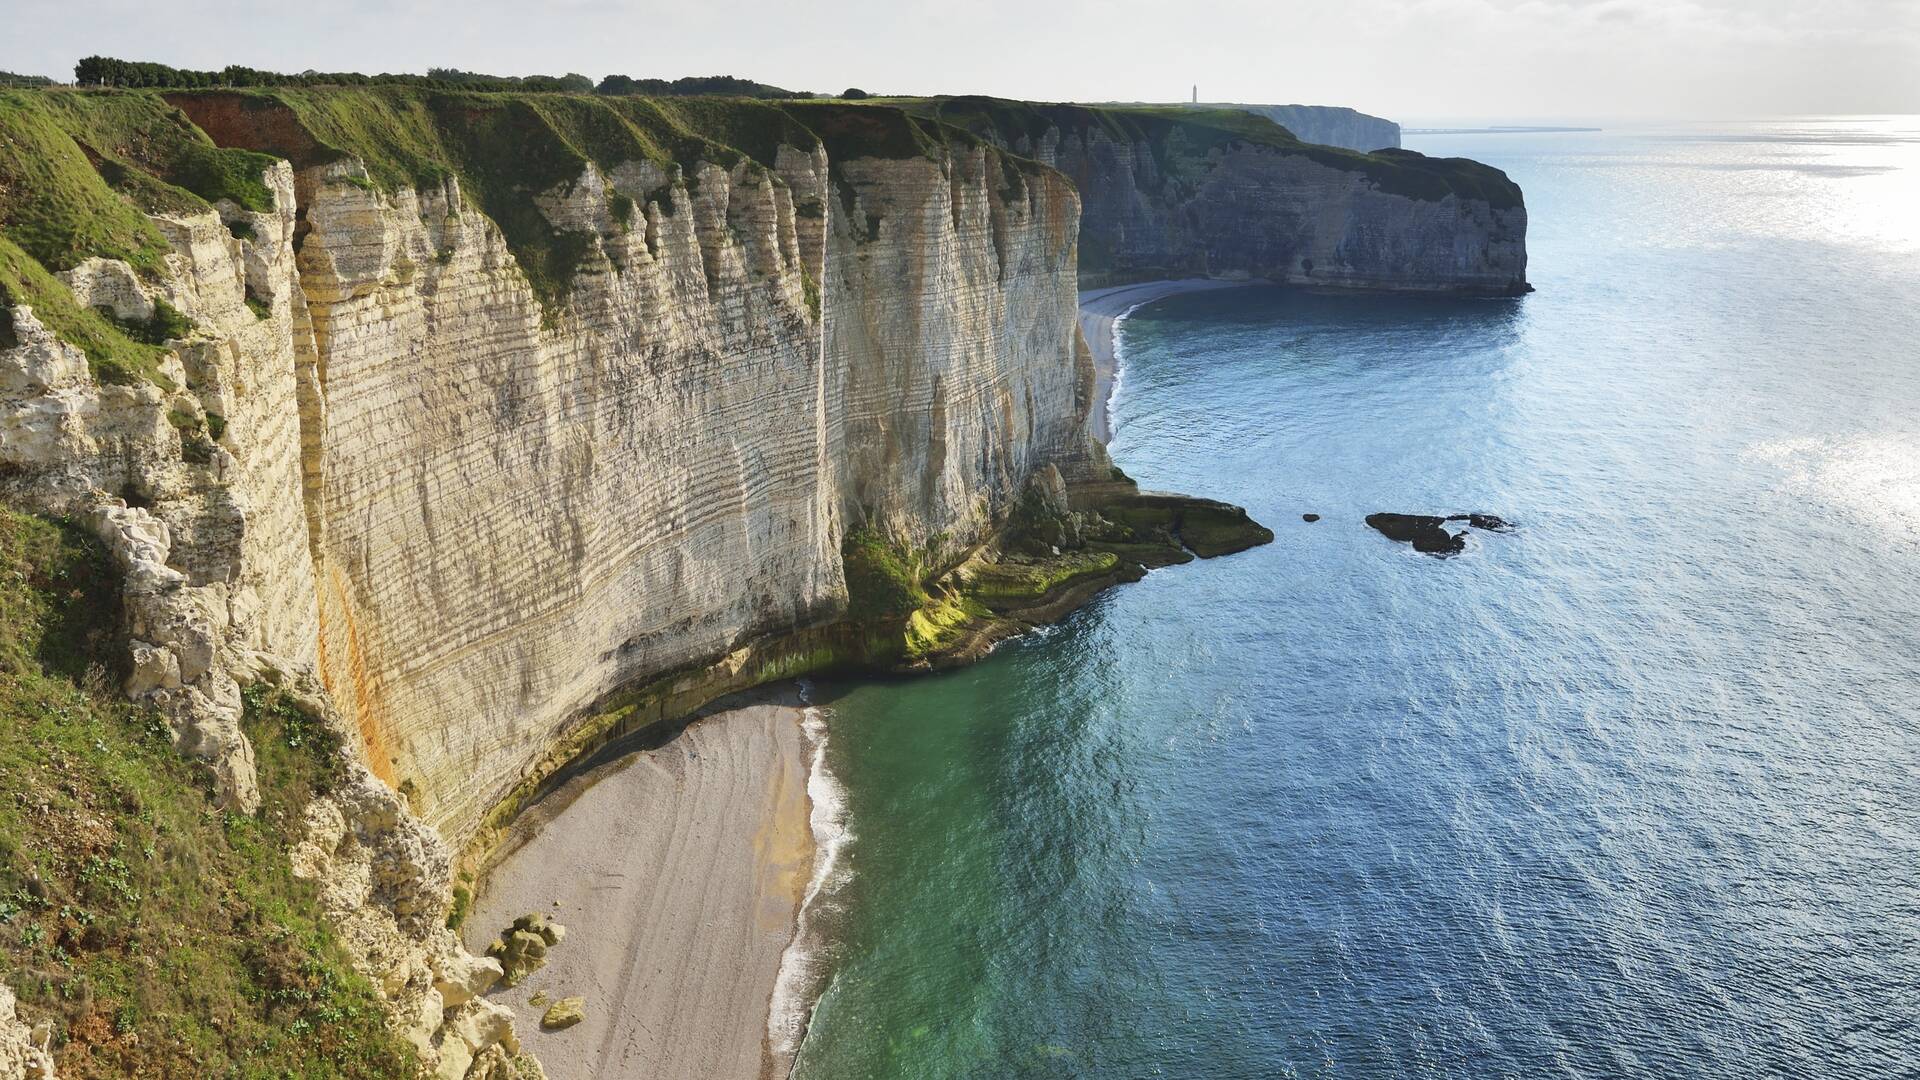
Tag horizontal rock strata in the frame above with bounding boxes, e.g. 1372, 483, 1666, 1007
0, 84, 1517, 1077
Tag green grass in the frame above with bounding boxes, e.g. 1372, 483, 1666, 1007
964, 551, 1119, 604
0, 89, 285, 389
0, 506, 418, 1079
0, 90, 276, 275
0, 235, 175, 388
0, 91, 175, 277
608, 191, 634, 230
841, 526, 930, 620
101, 297, 191, 345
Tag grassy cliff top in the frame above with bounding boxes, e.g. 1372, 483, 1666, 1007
159, 89, 1033, 194
0, 87, 1022, 341
0, 89, 284, 385
903, 96, 1524, 211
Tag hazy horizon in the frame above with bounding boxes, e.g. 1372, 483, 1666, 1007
3, 0, 1917, 121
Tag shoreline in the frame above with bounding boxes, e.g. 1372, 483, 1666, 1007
464, 686, 822, 1080
456, 284, 1286, 1077
765, 695, 851, 1075
1079, 278, 1261, 443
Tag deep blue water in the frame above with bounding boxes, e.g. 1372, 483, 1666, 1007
793, 119, 1920, 1078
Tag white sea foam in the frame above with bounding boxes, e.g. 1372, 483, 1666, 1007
767, 682, 855, 1066
1103, 299, 1151, 439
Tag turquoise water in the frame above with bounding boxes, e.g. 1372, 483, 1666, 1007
791, 120, 1920, 1078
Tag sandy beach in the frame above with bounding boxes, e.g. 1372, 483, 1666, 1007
1079, 278, 1258, 443
466, 693, 817, 1080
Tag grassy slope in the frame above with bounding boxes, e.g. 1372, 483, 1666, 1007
905, 95, 1525, 210
0, 89, 283, 387
0, 507, 417, 1079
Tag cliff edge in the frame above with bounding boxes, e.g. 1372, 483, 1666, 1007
911, 97, 1528, 294
1200, 102, 1401, 152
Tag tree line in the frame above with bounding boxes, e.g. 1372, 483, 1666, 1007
66, 57, 854, 99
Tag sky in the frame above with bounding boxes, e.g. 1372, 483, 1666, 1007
2, 0, 1916, 121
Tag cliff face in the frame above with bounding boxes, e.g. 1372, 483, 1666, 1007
153, 93, 1089, 846
825, 147, 1086, 547
0, 88, 1098, 1078
1203, 103, 1401, 152
915, 98, 1527, 294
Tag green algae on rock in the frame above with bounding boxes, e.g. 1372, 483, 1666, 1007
539, 997, 585, 1031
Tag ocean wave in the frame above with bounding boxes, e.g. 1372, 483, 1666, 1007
767, 687, 855, 1066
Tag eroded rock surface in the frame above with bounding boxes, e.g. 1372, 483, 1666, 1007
0, 985, 55, 1080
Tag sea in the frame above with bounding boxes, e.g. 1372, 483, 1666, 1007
789, 119, 1920, 1079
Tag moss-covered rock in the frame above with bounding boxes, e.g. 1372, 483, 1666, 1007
485, 912, 566, 987
540, 996, 585, 1031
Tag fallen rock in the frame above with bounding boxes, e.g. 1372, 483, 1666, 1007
486, 912, 566, 986
1365, 513, 1466, 557
541, 996, 586, 1031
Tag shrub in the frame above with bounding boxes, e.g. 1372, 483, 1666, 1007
842, 527, 929, 619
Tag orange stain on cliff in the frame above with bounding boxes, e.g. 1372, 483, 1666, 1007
315, 564, 398, 787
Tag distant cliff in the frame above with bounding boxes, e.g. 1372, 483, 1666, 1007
1201, 103, 1401, 152
910, 98, 1528, 295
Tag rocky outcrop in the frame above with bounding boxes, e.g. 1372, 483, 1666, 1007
539, 997, 585, 1031
1203, 103, 1401, 152
0, 986, 54, 1080
486, 914, 567, 987
0, 158, 317, 813
1366, 512, 1514, 557
260, 663, 535, 1080
913, 98, 1527, 295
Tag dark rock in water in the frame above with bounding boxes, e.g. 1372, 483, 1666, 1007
1365, 513, 1466, 557
1302, 513, 1320, 523
1446, 512, 1514, 532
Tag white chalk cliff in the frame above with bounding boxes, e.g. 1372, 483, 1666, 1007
0, 88, 1524, 1078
